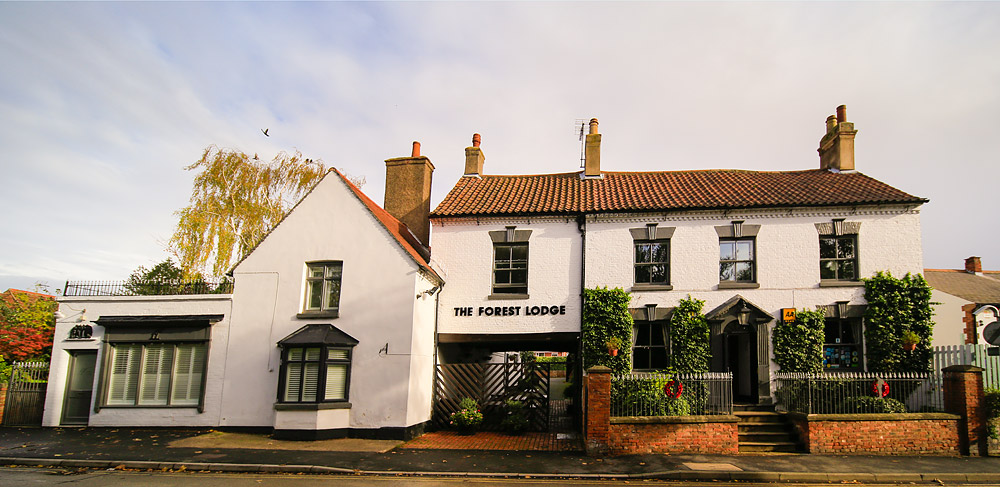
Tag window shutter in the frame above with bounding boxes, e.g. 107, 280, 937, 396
108, 344, 141, 405
171, 344, 206, 406
284, 363, 302, 402
302, 363, 319, 402
139, 344, 173, 405
325, 364, 347, 400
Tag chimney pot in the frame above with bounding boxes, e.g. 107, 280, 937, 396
411, 141, 421, 157
836, 105, 847, 123
965, 256, 983, 274
584, 117, 602, 178
472, 133, 481, 148
818, 105, 857, 171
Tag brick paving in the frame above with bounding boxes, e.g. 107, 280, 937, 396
404, 399, 582, 452
401, 430, 582, 451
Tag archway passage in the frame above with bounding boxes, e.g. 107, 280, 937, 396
706, 295, 774, 405
435, 333, 579, 433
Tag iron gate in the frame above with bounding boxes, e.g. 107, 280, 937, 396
434, 362, 550, 431
2, 361, 49, 427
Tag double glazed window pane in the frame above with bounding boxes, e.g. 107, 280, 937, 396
819, 236, 857, 280
284, 347, 350, 403
493, 244, 528, 293
632, 322, 669, 370
305, 263, 342, 311
720, 239, 755, 282
634, 241, 669, 284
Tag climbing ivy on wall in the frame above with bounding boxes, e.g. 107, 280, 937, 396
668, 296, 710, 373
771, 309, 826, 373
863, 271, 934, 372
582, 287, 633, 375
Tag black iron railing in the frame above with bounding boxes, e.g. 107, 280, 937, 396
63, 279, 233, 297
773, 371, 941, 414
611, 372, 733, 416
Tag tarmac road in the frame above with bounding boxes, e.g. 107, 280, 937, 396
5, 466, 1000, 487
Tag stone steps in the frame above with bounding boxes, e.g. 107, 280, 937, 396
735, 408, 802, 453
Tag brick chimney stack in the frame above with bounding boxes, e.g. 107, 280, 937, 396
965, 256, 983, 275
384, 141, 434, 247
464, 133, 485, 177
818, 105, 857, 171
584, 118, 602, 178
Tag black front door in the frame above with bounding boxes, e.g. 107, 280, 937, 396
724, 325, 757, 402
61, 350, 97, 425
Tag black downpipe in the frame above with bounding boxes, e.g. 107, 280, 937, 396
575, 214, 587, 425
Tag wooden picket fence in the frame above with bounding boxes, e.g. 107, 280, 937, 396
2, 361, 49, 427
433, 362, 551, 431
922, 344, 1000, 411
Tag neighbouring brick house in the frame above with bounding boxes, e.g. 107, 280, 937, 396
431, 106, 927, 404
926, 257, 1000, 346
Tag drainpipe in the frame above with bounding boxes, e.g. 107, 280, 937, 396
576, 214, 587, 419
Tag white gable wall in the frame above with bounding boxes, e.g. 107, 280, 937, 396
222, 173, 432, 429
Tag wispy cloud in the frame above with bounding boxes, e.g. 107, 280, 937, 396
0, 2, 997, 289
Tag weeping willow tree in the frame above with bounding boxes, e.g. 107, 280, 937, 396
169, 145, 327, 277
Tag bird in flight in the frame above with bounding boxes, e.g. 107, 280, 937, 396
261, 128, 270, 137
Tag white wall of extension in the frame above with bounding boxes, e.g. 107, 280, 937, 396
431, 218, 582, 336
222, 172, 436, 430
928, 289, 972, 347
41, 295, 232, 427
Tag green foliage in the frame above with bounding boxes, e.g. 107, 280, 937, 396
987, 388, 1000, 440
844, 396, 908, 414
582, 287, 633, 375
535, 355, 566, 371
500, 399, 530, 434
611, 375, 690, 416
450, 397, 484, 430
863, 272, 934, 372
985, 388, 1000, 420
518, 350, 537, 363
170, 145, 327, 276
772, 309, 826, 373
0, 356, 12, 384
125, 259, 232, 295
668, 296, 710, 373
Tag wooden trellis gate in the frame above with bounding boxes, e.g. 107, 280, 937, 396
2, 361, 49, 427
434, 362, 551, 431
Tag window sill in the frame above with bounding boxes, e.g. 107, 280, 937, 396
296, 310, 339, 319
274, 401, 352, 411
819, 280, 863, 288
630, 284, 673, 292
488, 293, 530, 300
717, 282, 759, 290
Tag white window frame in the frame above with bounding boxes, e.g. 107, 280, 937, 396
301, 261, 343, 317
279, 346, 352, 403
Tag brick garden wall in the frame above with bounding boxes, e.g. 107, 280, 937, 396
791, 414, 960, 455
608, 418, 738, 455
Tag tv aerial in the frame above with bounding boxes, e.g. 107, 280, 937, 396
574, 119, 588, 168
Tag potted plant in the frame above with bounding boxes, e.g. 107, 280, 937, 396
606, 336, 623, 356
449, 397, 484, 435
901, 330, 920, 352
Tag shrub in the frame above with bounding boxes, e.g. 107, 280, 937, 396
844, 396, 907, 414
611, 374, 691, 417
535, 356, 566, 371
984, 387, 1000, 420
449, 397, 484, 430
500, 399, 530, 434
772, 309, 825, 373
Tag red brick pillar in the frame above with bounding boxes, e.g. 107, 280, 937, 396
943, 364, 987, 456
585, 366, 612, 455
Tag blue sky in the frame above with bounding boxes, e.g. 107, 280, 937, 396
1, 2, 998, 292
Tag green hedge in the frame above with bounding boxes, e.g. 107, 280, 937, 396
772, 309, 825, 373
863, 272, 934, 372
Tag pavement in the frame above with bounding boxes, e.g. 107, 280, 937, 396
2, 426, 1000, 482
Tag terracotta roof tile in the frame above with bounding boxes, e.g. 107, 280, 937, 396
432, 169, 926, 217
